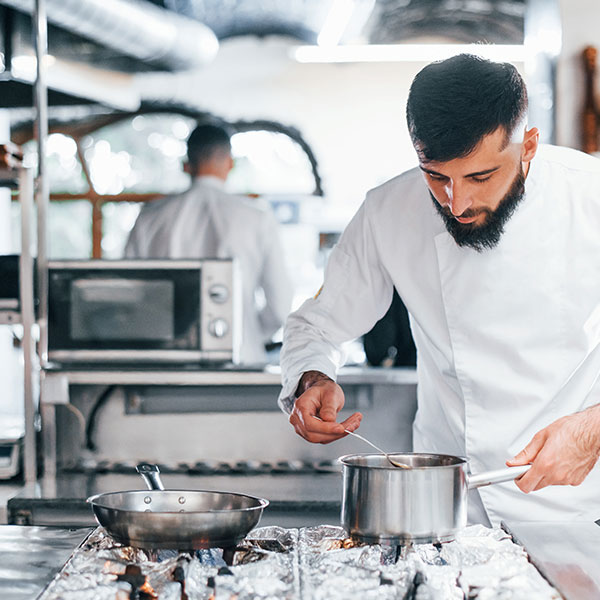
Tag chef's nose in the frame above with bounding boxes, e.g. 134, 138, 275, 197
444, 180, 472, 217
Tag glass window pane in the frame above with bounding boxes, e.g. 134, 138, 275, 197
23, 134, 89, 194
49, 201, 92, 258
83, 114, 194, 195
227, 130, 315, 195
10, 199, 92, 258
101, 201, 142, 259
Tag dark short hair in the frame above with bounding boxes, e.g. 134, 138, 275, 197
406, 54, 528, 162
187, 123, 232, 167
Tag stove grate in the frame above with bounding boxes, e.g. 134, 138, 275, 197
39, 524, 561, 599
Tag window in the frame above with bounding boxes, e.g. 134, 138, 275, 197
228, 130, 315, 195
13, 112, 322, 258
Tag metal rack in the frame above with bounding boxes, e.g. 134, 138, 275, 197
0, 164, 38, 483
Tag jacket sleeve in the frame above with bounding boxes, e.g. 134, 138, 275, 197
122, 205, 157, 258
257, 210, 294, 341
123, 218, 143, 258
278, 195, 394, 413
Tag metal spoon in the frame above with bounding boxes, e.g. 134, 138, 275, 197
314, 416, 410, 469
343, 429, 411, 469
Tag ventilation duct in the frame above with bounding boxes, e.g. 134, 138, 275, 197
0, 0, 219, 71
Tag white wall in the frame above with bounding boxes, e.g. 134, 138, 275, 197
137, 37, 432, 220
555, 0, 600, 149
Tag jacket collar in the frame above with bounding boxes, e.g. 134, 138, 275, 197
192, 175, 226, 190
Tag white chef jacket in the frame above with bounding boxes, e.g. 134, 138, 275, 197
124, 176, 293, 364
279, 145, 600, 526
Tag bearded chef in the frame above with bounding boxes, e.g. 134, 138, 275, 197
278, 54, 600, 526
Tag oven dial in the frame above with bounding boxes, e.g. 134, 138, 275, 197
208, 284, 229, 304
208, 318, 229, 338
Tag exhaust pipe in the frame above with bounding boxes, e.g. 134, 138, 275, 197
0, 0, 219, 71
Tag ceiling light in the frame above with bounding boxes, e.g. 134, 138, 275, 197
11, 55, 56, 80
293, 44, 526, 64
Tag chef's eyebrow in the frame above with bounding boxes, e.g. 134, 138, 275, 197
419, 165, 501, 178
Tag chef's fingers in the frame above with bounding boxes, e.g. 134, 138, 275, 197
289, 416, 345, 444
340, 412, 363, 433
289, 407, 345, 443
319, 404, 339, 423
507, 429, 548, 467
317, 389, 346, 423
289, 408, 341, 433
532, 476, 550, 492
288, 379, 348, 443
303, 411, 345, 435
522, 472, 549, 493
514, 469, 543, 493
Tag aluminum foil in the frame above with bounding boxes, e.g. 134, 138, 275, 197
40, 525, 561, 599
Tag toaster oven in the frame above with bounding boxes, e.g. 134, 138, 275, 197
47, 259, 239, 364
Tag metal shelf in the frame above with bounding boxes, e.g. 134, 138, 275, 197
0, 310, 21, 325
4, 165, 38, 485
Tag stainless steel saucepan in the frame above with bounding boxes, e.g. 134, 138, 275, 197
340, 453, 530, 545
87, 464, 269, 549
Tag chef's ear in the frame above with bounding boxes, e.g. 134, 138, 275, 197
521, 127, 539, 163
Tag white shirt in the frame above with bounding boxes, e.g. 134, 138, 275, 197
279, 145, 600, 526
125, 176, 293, 364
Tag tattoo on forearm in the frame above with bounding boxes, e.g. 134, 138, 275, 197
295, 370, 333, 397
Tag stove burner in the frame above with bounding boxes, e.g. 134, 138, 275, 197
116, 564, 158, 600
171, 565, 188, 600
40, 525, 561, 599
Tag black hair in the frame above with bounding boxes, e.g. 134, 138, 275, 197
186, 122, 232, 167
406, 54, 528, 162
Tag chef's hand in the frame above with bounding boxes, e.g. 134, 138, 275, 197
507, 404, 600, 493
288, 370, 362, 444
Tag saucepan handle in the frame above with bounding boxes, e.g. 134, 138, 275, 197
136, 463, 165, 491
467, 464, 531, 490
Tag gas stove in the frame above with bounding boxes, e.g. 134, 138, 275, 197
39, 524, 560, 599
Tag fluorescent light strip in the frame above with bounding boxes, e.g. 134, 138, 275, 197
294, 44, 526, 63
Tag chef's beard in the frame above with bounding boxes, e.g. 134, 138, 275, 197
430, 168, 526, 252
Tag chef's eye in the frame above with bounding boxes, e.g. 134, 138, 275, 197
472, 175, 492, 183
428, 173, 448, 182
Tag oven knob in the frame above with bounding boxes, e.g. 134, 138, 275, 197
208, 284, 229, 304
208, 318, 229, 338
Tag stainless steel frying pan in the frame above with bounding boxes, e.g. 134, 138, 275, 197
87, 463, 269, 549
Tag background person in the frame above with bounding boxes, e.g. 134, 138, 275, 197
125, 122, 293, 364
278, 54, 600, 526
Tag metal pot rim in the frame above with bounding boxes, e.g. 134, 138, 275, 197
86, 489, 270, 513
338, 452, 469, 469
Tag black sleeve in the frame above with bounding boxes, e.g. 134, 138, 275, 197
363, 290, 416, 367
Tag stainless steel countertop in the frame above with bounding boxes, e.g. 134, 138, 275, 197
42, 365, 418, 387
0, 525, 93, 600
503, 520, 600, 600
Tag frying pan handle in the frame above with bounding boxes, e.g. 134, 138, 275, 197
467, 464, 531, 490
136, 463, 165, 490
